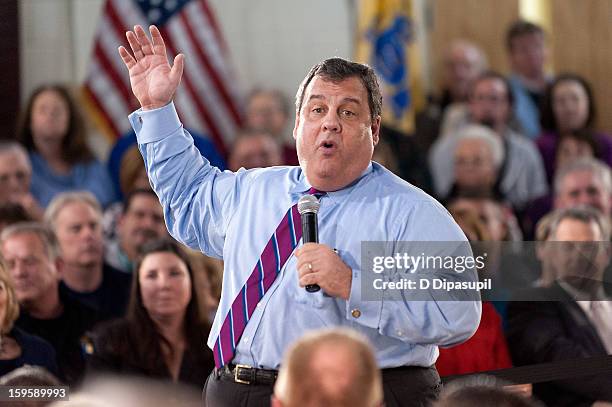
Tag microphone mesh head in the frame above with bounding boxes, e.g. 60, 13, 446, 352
298, 194, 320, 214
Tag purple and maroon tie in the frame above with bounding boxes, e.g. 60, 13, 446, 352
213, 188, 322, 368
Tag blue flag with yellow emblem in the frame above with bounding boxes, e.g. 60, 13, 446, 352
355, 0, 423, 134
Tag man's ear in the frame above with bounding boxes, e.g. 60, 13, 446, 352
371, 115, 381, 146
292, 111, 300, 141
54, 257, 64, 281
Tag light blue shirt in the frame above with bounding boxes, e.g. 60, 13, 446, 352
130, 102, 481, 369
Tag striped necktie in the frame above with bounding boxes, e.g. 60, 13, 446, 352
213, 187, 323, 367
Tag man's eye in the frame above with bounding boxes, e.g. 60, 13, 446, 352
342, 110, 355, 117
312, 107, 323, 113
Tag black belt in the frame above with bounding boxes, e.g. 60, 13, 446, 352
214, 363, 435, 386
215, 364, 279, 385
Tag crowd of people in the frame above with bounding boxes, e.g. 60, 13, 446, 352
0, 18, 609, 407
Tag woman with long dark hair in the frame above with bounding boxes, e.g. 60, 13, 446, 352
536, 74, 612, 182
86, 239, 214, 387
16, 84, 116, 208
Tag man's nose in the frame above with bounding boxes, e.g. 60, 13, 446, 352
322, 112, 341, 132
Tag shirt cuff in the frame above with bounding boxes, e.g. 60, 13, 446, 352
129, 102, 183, 144
346, 268, 382, 329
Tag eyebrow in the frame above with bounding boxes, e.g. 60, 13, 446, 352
308, 95, 362, 105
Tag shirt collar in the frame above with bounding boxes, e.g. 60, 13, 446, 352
289, 162, 374, 203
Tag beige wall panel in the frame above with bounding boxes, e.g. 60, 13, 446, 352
429, 0, 520, 92
551, 0, 612, 132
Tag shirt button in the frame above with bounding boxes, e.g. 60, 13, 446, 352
397, 330, 404, 337
138, 116, 143, 123
243, 336, 249, 343
257, 302, 262, 308
351, 309, 361, 318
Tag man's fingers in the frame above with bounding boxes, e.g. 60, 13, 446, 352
126, 30, 144, 60
118, 46, 136, 69
170, 53, 185, 86
149, 25, 166, 56
299, 273, 319, 287
135, 25, 154, 55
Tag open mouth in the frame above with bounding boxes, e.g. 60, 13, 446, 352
318, 140, 338, 153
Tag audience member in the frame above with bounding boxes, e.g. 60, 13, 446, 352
15, 84, 116, 208
507, 207, 612, 406
0, 204, 33, 234
522, 157, 612, 238
0, 223, 98, 384
245, 88, 297, 165
86, 239, 214, 388
446, 124, 504, 202
429, 72, 547, 209
45, 192, 131, 320
448, 197, 522, 242
537, 73, 612, 181
416, 39, 487, 152
0, 261, 58, 377
107, 129, 225, 201
506, 20, 551, 139
271, 328, 383, 407
228, 129, 283, 171
104, 189, 168, 273
436, 208, 512, 377
102, 145, 151, 244
433, 376, 544, 407
185, 249, 222, 323
0, 141, 43, 221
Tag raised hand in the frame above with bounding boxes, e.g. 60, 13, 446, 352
118, 25, 184, 110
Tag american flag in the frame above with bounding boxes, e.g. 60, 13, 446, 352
83, 0, 242, 155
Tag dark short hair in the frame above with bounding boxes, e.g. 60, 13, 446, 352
506, 20, 544, 51
123, 188, 159, 214
295, 58, 383, 123
469, 71, 514, 107
16, 84, 94, 165
540, 73, 596, 132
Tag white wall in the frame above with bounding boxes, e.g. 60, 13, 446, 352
20, 0, 353, 108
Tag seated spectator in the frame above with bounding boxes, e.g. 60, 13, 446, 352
437, 206, 512, 377
522, 158, 612, 238
554, 130, 597, 173
0, 204, 33, 234
104, 189, 168, 273
537, 73, 612, 182
0, 262, 58, 377
0, 141, 43, 221
86, 239, 214, 388
532, 212, 557, 288
507, 207, 612, 406
228, 129, 283, 171
107, 129, 225, 201
505, 20, 552, 139
0, 223, 98, 384
102, 145, 151, 243
271, 328, 383, 407
245, 88, 297, 165
415, 39, 487, 153
185, 249, 222, 323
45, 192, 131, 320
445, 125, 505, 202
15, 85, 116, 208
448, 196, 522, 242
433, 376, 543, 407
429, 71, 547, 210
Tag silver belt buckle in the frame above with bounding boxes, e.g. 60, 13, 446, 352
234, 364, 252, 384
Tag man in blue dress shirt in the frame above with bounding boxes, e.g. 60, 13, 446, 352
118, 25, 481, 407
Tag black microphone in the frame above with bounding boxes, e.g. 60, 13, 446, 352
298, 194, 321, 293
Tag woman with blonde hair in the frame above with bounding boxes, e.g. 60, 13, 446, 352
0, 260, 58, 377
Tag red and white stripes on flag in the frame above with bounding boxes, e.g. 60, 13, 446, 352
83, 0, 242, 156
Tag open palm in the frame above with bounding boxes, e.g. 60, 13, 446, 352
118, 25, 184, 110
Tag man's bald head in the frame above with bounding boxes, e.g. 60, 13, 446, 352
273, 328, 382, 407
